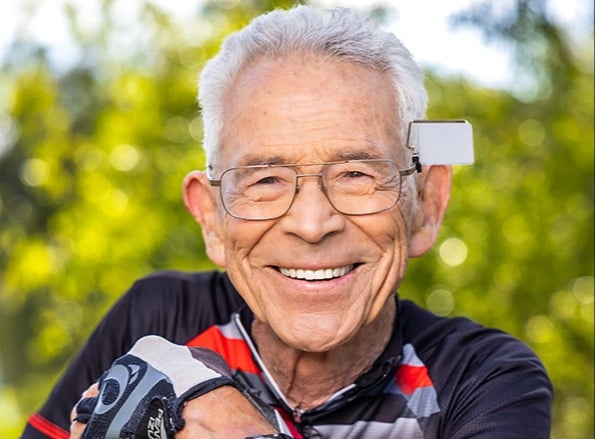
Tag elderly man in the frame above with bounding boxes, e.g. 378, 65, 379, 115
22, 5, 552, 439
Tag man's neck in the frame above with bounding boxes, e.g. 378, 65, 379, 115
252, 298, 396, 410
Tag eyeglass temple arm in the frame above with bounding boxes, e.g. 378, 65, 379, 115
400, 159, 420, 176
206, 165, 222, 186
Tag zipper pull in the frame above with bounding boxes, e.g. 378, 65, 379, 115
293, 407, 304, 423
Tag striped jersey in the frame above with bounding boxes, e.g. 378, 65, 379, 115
21, 270, 552, 438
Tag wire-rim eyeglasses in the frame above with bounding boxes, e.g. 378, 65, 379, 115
208, 159, 418, 221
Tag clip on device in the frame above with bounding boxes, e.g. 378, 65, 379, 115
406, 120, 474, 171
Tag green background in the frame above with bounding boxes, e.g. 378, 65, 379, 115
0, 1, 592, 438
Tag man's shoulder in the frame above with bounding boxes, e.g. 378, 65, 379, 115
127, 269, 237, 300
108, 269, 246, 331
399, 298, 539, 360
397, 297, 550, 392
133, 269, 228, 288
395, 299, 552, 436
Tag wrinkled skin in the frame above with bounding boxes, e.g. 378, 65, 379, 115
71, 53, 451, 437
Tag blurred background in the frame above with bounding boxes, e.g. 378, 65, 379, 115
0, 0, 592, 437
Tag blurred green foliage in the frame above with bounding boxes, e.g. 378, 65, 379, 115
0, 0, 592, 438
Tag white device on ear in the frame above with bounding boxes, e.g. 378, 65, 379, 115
407, 120, 474, 167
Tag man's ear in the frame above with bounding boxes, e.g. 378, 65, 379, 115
183, 171, 226, 267
408, 165, 452, 257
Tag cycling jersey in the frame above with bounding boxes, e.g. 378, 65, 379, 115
20, 270, 552, 438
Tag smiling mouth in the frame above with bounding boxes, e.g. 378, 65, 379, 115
278, 264, 355, 280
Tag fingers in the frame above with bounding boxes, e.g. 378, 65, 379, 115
69, 418, 86, 439
70, 383, 100, 439
175, 386, 277, 438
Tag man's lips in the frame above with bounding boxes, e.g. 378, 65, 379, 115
278, 264, 355, 280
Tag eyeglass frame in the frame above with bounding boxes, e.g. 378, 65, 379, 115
207, 157, 420, 221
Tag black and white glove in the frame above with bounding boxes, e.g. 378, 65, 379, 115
75, 335, 285, 439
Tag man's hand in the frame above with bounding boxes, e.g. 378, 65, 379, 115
71, 385, 277, 439
71, 383, 99, 439
172, 386, 278, 438
70, 335, 283, 438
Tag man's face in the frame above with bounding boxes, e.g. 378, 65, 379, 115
211, 55, 415, 352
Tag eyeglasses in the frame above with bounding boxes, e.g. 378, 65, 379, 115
208, 159, 417, 221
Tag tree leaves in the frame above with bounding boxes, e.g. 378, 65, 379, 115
0, 1, 592, 437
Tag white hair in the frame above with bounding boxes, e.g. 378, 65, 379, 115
198, 5, 427, 165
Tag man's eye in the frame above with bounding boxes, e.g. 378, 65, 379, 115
345, 170, 369, 178
254, 176, 280, 185
338, 169, 376, 181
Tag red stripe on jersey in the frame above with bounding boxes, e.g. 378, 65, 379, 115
186, 325, 260, 374
395, 364, 433, 396
27, 413, 69, 439
277, 407, 304, 439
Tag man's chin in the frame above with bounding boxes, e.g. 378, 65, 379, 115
275, 323, 357, 353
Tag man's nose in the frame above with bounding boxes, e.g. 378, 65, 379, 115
279, 176, 345, 243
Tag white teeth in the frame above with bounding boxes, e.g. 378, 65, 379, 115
279, 265, 354, 280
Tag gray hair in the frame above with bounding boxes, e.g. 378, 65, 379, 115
198, 5, 427, 165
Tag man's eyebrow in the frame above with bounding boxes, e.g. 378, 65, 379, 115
241, 155, 286, 167
338, 151, 378, 161
235, 149, 384, 167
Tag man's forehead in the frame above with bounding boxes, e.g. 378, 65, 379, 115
215, 54, 406, 168
227, 53, 395, 104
